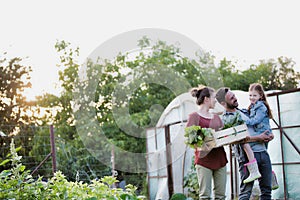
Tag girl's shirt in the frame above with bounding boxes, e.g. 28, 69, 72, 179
243, 100, 272, 151
245, 100, 272, 135
186, 112, 228, 170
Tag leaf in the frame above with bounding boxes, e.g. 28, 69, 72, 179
0, 170, 12, 178
223, 112, 244, 129
184, 125, 214, 148
0, 159, 10, 166
20, 165, 26, 172
86, 197, 97, 200
120, 194, 137, 200
15, 146, 22, 152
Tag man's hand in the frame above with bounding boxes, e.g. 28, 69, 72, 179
268, 133, 274, 141
247, 131, 274, 142
231, 130, 274, 144
252, 130, 273, 142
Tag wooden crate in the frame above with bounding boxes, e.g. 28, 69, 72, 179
196, 124, 249, 156
213, 124, 249, 147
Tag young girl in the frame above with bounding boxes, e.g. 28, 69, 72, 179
242, 83, 273, 183
186, 85, 227, 199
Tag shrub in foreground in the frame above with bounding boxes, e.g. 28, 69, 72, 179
0, 139, 145, 200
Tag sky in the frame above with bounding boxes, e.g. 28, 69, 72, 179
1, 0, 300, 100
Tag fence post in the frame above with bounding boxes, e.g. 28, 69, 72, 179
165, 125, 174, 197
50, 125, 57, 174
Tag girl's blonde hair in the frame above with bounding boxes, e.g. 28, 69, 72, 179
248, 83, 273, 119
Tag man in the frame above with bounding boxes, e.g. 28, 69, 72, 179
216, 87, 273, 200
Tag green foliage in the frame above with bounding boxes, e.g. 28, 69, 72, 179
0, 139, 145, 200
217, 58, 242, 90
184, 125, 213, 148
253, 57, 300, 90
0, 139, 38, 200
65, 37, 212, 190
222, 111, 244, 129
217, 56, 300, 91
0, 53, 35, 172
196, 51, 224, 89
170, 193, 187, 200
183, 158, 199, 200
52, 41, 110, 182
28, 127, 53, 178
0, 54, 33, 126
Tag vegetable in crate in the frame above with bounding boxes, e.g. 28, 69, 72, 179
184, 125, 214, 148
222, 111, 244, 129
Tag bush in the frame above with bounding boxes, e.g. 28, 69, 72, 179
0, 139, 145, 200
183, 157, 199, 200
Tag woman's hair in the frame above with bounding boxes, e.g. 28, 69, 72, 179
248, 83, 273, 118
190, 85, 214, 105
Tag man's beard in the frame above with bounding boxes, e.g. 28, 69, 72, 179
226, 101, 238, 109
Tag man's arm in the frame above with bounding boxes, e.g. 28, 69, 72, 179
232, 130, 274, 144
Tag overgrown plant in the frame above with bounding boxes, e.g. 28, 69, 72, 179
183, 156, 199, 200
0, 139, 40, 199
0, 139, 145, 200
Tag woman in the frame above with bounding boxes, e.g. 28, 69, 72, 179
186, 85, 227, 199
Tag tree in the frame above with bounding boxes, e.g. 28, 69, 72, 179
28, 41, 112, 181
215, 56, 300, 91
0, 54, 33, 127
70, 37, 225, 193
242, 56, 300, 91
47, 41, 110, 181
36, 37, 218, 192
217, 58, 244, 90
0, 53, 34, 171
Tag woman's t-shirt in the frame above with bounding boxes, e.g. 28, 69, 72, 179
186, 112, 228, 170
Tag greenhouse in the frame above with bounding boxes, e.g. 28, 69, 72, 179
146, 88, 300, 200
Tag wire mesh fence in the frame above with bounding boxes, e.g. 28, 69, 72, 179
0, 124, 111, 182
0, 125, 53, 179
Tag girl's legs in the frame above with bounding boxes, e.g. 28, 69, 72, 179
243, 143, 254, 161
242, 144, 261, 183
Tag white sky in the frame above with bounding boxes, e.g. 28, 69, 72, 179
1, 0, 300, 100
